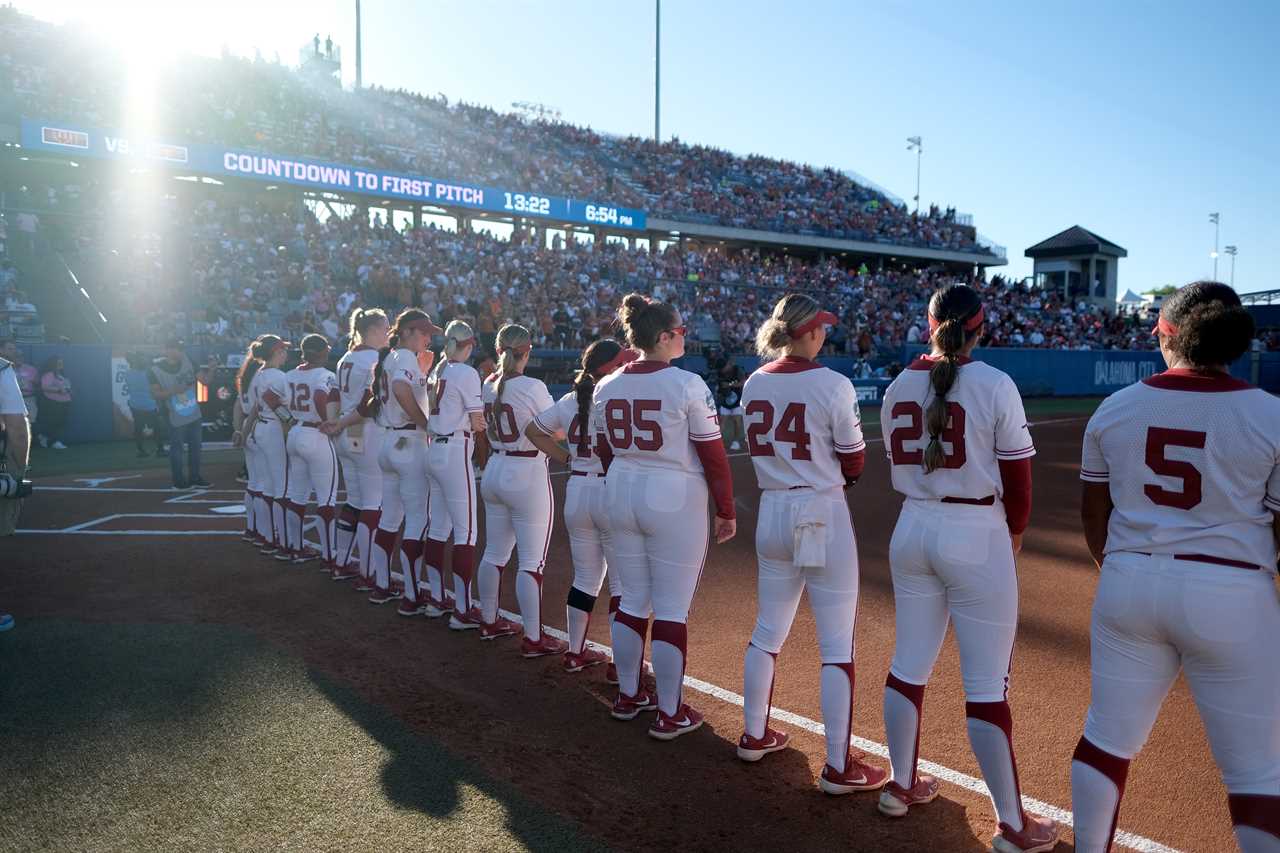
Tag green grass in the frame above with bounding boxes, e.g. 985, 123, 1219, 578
0, 621, 604, 853
27, 440, 238, 478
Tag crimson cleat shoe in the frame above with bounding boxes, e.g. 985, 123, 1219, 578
367, 587, 401, 605
422, 598, 451, 619
563, 647, 609, 672
610, 690, 658, 721
273, 550, 294, 562
396, 599, 423, 617
736, 728, 790, 762
292, 547, 322, 565
521, 634, 568, 658
448, 607, 483, 631
819, 753, 889, 794
479, 617, 521, 640
605, 662, 618, 685
992, 813, 1059, 853
241, 533, 256, 543
331, 566, 360, 582
259, 546, 279, 556
353, 576, 376, 592
877, 773, 940, 816
648, 704, 705, 741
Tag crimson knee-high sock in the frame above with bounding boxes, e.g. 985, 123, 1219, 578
357, 510, 380, 577
650, 620, 688, 717
399, 539, 423, 603
1228, 794, 1280, 852
820, 662, 856, 771
333, 505, 358, 568
611, 610, 648, 698
477, 559, 503, 623
607, 596, 621, 662
884, 672, 926, 788
286, 501, 307, 553
371, 527, 398, 591
452, 544, 476, 612
424, 538, 447, 604
317, 505, 336, 563
966, 700, 1024, 832
515, 570, 543, 641
566, 587, 596, 655
270, 497, 286, 548
1070, 737, 1130, 853
742, 642, 777, 740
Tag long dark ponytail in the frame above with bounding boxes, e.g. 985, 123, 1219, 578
922, 284, 984, 474
369, 308, 431, 419
573, 338, 627, 454
236, 337, 267, 396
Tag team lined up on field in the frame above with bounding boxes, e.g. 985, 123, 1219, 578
229, 281, 1279, 853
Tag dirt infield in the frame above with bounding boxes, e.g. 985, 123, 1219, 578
1, 412, 1243, 852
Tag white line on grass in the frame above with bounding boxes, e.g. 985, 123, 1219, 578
494, 607, 1178, 853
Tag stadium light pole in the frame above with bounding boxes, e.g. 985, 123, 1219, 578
1208, 211, 1220, 280
354, 0, 362, 89
1224, 245, 1237, 287
906, 136, 922, 215
654, 0, 661, 142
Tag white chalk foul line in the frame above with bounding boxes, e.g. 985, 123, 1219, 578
494, 607, 1178, 853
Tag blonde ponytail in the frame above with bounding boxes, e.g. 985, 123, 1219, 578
754, 293, 821, 360
428, 319, 476, 412
489, 323, 532, 441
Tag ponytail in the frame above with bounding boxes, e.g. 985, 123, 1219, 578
920, 284, 984, 475
754, 293, 821, 360
348, 307, 388, 350
490, 323, 532, 442
429, 320, 475, 412
573, 338, 625, 454
236, 338, 267, 395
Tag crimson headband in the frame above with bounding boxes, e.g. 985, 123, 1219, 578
927, 305, 985, 334
1152, 316, 1178, 337
788, 310, 839, 339
498, 342, 532, 356
593, 347, 640, 378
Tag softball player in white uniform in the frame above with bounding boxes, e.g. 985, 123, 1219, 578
283, 335, 340, 565
1073, 281, 1280, 853
878, 285, 1055, 853
473, 324, 563, 655
593, 293, 736, 740
426, 321, 486, 629
527, 339, 636, 675
244, 336, 291, 555
232, 338, 267, 545
366, 310, 439, 613
331, 309, 389, 586
737, 294, 890, 795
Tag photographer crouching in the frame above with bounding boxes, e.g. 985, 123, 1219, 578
0, 349, 34, 631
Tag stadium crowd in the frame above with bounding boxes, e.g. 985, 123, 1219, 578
59, 194, 1158, 360
0, 7, 981, 252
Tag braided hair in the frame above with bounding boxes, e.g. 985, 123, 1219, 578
922, 284, 984, 474
572, 338, 627, 454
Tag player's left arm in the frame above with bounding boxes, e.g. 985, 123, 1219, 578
1079, 414, 1112, 569
687, 378, 735, 542
317, 373, 339, 426
830, 379, 867, 486
994, 377, 1035, 550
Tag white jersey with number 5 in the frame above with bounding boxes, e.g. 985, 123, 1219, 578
881, 356, 1034, 501
335, 346, 379, 416
377, 349, 427, 429
741, 358, 865, 491
430, 361, 483, 435
533, 392, 604, 475
1081, 369, 1280, 572
285, 365, 338, 423
482, 374, 556, 454
591, 361, 721, 472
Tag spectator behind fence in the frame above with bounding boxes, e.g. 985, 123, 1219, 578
149, 339, 209, 489
124, 352, 166, 458
37, 356, 71, 450
0, 340, 38, 427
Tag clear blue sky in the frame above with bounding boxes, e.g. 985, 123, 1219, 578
25, 0, 1280, 294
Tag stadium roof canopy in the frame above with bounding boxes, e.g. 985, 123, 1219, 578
1024, 226, 1128, 259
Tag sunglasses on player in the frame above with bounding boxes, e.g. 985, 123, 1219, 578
664, 326, 687, 338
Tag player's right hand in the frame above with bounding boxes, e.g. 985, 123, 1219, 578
714, 516, 736, 544
320, 422, 341, 437
1010, 532, 1023, 555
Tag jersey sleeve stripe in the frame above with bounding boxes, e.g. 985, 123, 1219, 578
1264, 493, 1280, 511
530, 413, 553, 434
995, 444, 1036, 456
833, 440, 866, 452
1079, 471, 1110, 483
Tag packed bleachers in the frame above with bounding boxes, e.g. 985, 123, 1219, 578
0, 8, 980, 253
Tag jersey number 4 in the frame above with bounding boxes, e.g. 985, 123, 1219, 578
1144, 427, 1206, 510
604, 399, 663, 451
889, 401, 966, 468
745, 401, 811, 460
